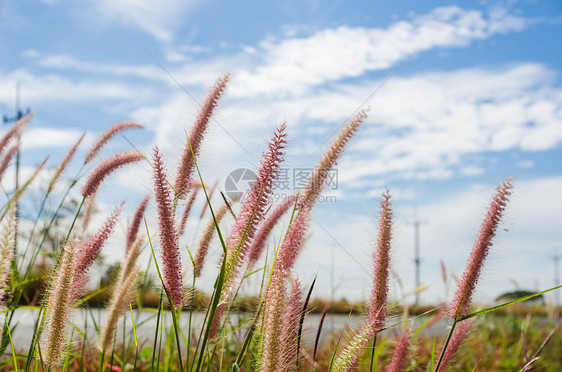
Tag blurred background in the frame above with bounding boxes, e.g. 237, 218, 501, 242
1, 0, 561, 307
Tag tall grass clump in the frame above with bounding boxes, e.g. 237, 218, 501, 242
0, 75, 558, 372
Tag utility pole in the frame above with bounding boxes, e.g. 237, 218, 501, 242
3, 83, 31, 250
407, 207, 427, 306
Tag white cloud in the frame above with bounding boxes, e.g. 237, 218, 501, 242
21, 128, 85, 150
230, 5, 532, 97
90, 0, 200, 42
0, 69, 154, 105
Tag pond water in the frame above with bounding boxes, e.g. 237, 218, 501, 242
5, 308, 449, 351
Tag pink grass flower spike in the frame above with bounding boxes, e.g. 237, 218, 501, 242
85, 121, 144, 164
153, 147, 183, 309
174, 73, 230, 199
81, 151, 143, 197
449, 178, 513, 319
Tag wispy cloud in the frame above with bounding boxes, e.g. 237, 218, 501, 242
0, 69, 154, 105
89, 0, 200, 42
230, 5, 532, 97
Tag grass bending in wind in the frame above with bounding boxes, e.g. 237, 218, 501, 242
0, 83, 560, 372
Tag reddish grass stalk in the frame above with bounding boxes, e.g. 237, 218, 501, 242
99, 266, 140, 354
278, 279, 303, 371
85, 121, 144, 164
449, 178, 512, 319
81, 190, 97, 233
0, 113, 31, 156
0, 143, 19, 185
194, 203, 229, 277
385, 327, 411, 372
274, 208, 311, 274
152, 147, 183, 309
81, 151, 143, 197
225, 124, 287, 281
0, 205, 16, 305
435, 319, 473, 372
174, 73, 230, 199
248, 196, 293, 267
126, 194, 150, 251
74, 203, 123, 278
299, 109, 368, 210
260, 272, 288, 372
48, 132, 86, 193
177, 186, 200, 236
42, 240, 78, 368
369, 191, 393, 331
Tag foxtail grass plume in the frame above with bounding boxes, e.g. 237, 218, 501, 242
99, 248, 140, 355
274, 206, 310, 274
449, 178, 512, 319
199, 180, 218, 219
259, 273, 288, 372
194, 203, 229, 277
0, 112, 31, 156
279, 279, 304, 371
177, 186, 200, 236
48, 132, 86, 193
260, 209, 310, 371
331, 315, 379, 372
300, 109, 368, 210
224, 124, 287, 281
0, 143, 19, 185
174, 73, 230, 200
211, 125, 287, 339
152, 147, 183, 309
82, 151, 143, 197
12, 157, 48, 204
385, 327, 411, 372
85, 121, 144, 164
248, 196, 293, 267
369, 191, 393, 331
73, 204, 122, 302
126, 194, 150, 251
0, 204, 16, 305
435, 319, 473, 372
41, 240, 78, 367
81, 190, 97, 233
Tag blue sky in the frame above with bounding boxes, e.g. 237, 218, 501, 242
1, 0, 562, 305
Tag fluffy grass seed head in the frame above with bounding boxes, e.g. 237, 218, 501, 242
225, 124, 287, 281
0, 143, 19, 186
300, 109, 368, 210
174, 73, 230, 199
152, 146, 183, 309
385, 326, 411, 372
369, 191, 393, 331
248, 196, 293, 267
435, 319, 473, 372
0, 112, 31, 156
194, 203, 229, 277
42, 240, 78, 368
48, 132, 86, 193
126, 194, 150, 251
81, 151, 143, 197
177, 185, 200, 236
449, 178, 512, 319
0, 204, 16, 306
85, 121, 144, 164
